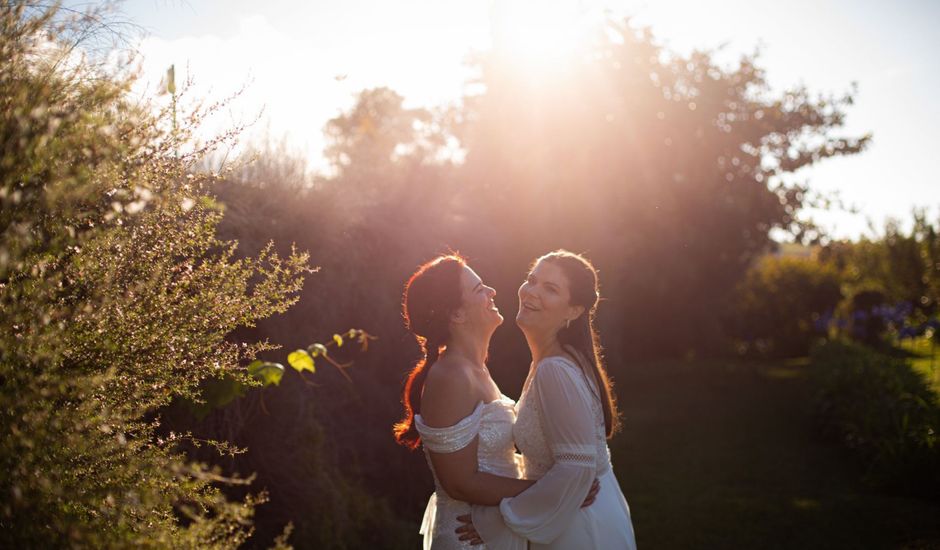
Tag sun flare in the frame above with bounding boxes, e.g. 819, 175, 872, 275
491, 0, 598, 67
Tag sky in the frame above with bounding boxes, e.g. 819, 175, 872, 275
101, 0, 939, 240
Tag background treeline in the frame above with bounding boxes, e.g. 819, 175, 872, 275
3, 2, 936, 548
729, 212, 940, 358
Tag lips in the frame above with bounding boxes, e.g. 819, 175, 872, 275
521, 301, 540, 311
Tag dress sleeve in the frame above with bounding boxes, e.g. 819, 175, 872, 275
414, 401, 483, 453
478, 358, 598, 545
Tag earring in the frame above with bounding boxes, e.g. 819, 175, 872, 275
566, 318, 571, 329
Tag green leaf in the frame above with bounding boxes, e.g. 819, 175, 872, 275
189, 376, 246, 420
288, 349, 315, 373
247, 360, 284, 387
308, 343, 328, 357
333, 333, 344, 347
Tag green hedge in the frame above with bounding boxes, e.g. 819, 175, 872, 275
727, 256, 843, 357
810, 341, 939, 496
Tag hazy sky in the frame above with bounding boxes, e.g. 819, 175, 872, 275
108, 0, 938, 240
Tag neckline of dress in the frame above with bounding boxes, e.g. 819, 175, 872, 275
522, 354, 579, 392
537, 354, 579, 368
415, 395, 513, 429
483, 394, 514, 407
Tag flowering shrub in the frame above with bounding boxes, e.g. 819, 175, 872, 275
0, 4, 308, 546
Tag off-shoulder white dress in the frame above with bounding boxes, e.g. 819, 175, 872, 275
472, 356, 637, 549
414, 396, 525, 549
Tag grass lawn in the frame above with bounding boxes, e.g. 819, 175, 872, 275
610, 357, 940, 550
905, 336, 940, 394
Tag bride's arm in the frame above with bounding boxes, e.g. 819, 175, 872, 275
420, 365, 534, 506
428, 443, 534, 505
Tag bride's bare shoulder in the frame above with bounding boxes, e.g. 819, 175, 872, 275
420, 356, 480, 428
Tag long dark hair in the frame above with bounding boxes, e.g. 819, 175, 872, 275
538, 250, 621, 438
393, 254, 466, 450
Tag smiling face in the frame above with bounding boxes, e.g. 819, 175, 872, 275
516, 259, 584, 337
453, 265, 503, 333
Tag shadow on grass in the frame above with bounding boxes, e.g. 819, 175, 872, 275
611, 358, 940, 550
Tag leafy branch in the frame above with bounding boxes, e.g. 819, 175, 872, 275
247, 328, 377, 387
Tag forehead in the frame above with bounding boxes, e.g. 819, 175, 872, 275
530, 260, 569, 287
460, 265, 482, 288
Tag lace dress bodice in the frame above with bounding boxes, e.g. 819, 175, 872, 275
514, 357, 612, 478
471, 355, 634, 550
415, 396, 520, 549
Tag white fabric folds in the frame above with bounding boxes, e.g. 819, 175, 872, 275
416, 400, 484, 454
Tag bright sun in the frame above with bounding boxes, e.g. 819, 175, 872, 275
490, 0, 599, 68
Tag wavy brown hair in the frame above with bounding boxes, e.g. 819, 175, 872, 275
537, 250, 621, 438
393, 254, 466, 450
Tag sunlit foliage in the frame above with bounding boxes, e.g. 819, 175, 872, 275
820, 211, 940, 328
0, 3, 308, 546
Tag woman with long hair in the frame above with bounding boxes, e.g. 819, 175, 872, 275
465, 250, 637, 549
396, 253, 600, 549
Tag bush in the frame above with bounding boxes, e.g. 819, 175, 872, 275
0, 4, 308, 546
727, 255, 843, 357
845, 289, 891, 346
810, 341, 940, 496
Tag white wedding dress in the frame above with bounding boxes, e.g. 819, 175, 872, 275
473, 356, 637, 549
415, 395, 523, 549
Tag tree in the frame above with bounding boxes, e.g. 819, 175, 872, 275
324, 87, 447, 177
834, 213, 940, 317
457, 18, 869, 357
817, 211, 940, 344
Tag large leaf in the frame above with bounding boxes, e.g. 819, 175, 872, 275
287, 349, 315, 373
247, 360, 284, 386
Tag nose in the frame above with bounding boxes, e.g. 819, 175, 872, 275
519, 282, 532, 299
485, 285, 496, 298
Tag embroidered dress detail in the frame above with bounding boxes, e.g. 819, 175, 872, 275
550, 443, 596, 468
